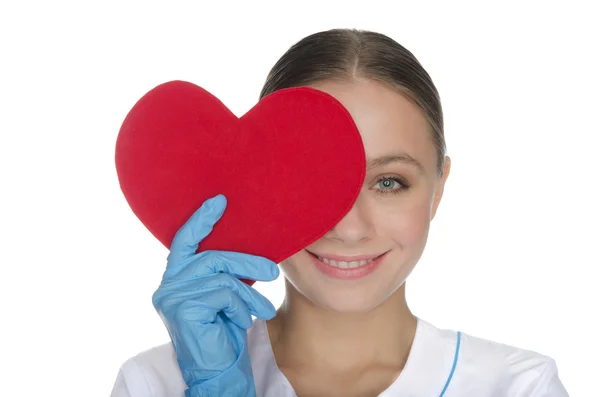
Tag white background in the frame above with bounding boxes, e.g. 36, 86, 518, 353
1, 1, 597, 395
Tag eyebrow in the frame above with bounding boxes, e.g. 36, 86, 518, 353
366, 153, 426, 174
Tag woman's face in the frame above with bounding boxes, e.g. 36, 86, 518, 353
279, 78, 451, 313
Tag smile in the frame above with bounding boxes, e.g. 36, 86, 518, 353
315, 255, 374, 269
306, 250, 389, 280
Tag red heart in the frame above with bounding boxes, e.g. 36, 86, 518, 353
115, 81, 366, 286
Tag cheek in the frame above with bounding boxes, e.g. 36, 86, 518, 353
375, 198, 432, 246
278, 255, 305, 284
279, 258, 294, 275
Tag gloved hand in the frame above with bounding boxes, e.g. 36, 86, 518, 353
152, 194, 280, 397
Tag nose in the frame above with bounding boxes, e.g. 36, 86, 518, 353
324, 195, 374, 244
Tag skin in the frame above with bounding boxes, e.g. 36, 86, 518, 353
265, 77, 452, 396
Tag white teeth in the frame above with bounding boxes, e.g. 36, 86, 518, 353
317, 256, 373, 268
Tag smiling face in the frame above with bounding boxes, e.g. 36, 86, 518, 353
279, 77, 451, 313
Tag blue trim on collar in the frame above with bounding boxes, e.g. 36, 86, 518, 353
439, 331, 461, 396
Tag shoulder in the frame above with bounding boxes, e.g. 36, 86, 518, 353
110, 342, 187, 397
420, 319, 568, 396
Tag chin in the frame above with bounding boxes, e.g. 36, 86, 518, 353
310, 288, 389, 313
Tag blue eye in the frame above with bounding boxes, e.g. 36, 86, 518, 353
374, 177, 409, 195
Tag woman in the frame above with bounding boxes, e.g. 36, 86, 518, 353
110, 29, 568, 396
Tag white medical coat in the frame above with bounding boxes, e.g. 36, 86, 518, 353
110, 317, 568, 396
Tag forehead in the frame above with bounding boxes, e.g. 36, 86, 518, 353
309, 78, 436, 173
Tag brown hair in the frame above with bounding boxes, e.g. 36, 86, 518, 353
259, 28, 447, 177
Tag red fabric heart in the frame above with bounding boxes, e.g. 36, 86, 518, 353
115, 80, 365, 286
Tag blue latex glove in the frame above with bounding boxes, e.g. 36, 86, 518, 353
152, 194, 280, 397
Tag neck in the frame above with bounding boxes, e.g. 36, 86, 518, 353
266, 279, 417, 374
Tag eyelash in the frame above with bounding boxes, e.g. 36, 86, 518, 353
373, 176, 410, 195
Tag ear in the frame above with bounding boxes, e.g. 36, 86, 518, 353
431, 156, 451, 220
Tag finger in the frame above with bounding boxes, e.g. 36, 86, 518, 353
166, 194, 227, 267
165, 288, 254, 329
212, 274, 277, 320
155, 276, 277, 321
232, 279, 277, 320
167, 250, 280, 282
154, 273, 277, 320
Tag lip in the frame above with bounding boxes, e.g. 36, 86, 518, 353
307, 250, 390, 280
306, 251, 387, 262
